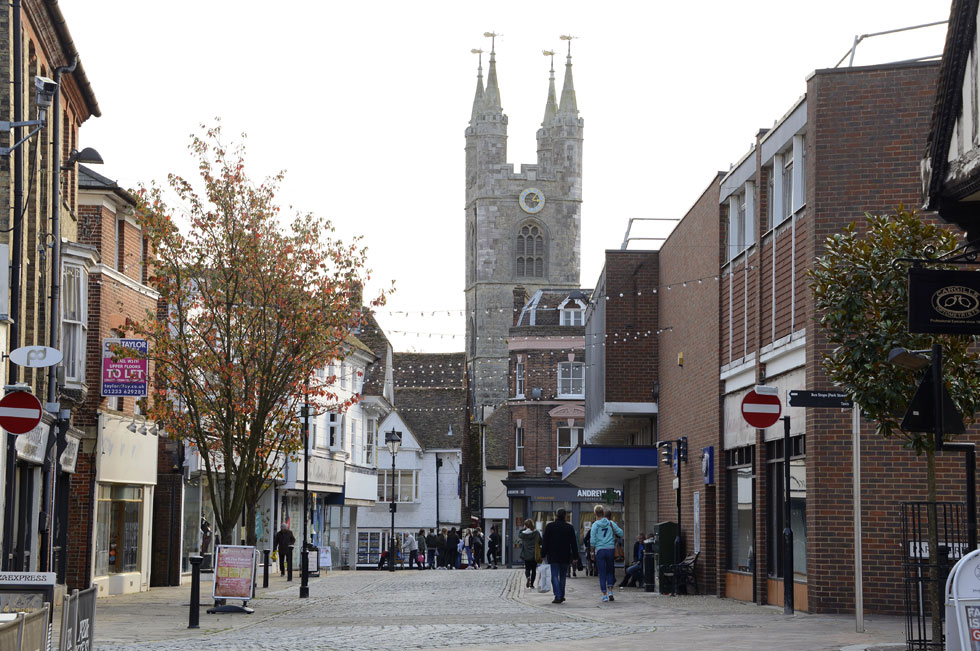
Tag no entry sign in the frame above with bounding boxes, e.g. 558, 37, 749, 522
741, 389, 782, 429
0, 391, 43, 434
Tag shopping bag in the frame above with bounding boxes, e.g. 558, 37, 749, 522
271, 549, 278, 562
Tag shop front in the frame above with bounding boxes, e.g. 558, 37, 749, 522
93, 415, 157, 595
503, 480, 624, 568
281, 452, 344, 570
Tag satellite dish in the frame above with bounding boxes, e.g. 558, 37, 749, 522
544, 466, 552, 475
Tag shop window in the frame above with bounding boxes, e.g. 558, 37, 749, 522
62, 263, 88, 383
766, 436, 807, 579
95, 484, 143, 576
377, 470, 418, 503
557, 427, 581, 469
557, 362, 585, 398
726, 446, 754, 573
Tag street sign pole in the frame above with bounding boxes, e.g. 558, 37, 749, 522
783, 416, 793, 616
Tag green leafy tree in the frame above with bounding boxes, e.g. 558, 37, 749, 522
129, 124, 388, 546
809, 206, 980, 641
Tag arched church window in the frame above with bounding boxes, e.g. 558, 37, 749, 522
516, 224, 545, 278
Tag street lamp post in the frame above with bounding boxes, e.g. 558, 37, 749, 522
300, 379, 310, 599
385, 429, 402, 572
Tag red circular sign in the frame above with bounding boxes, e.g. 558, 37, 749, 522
741, 390, 782, 429
0, 391, 43, 434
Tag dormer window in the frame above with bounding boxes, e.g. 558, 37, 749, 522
558, 296, 586, 326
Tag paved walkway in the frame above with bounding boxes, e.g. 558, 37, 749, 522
77, 568, 907, 650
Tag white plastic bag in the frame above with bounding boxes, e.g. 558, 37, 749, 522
537, 560, 552, 592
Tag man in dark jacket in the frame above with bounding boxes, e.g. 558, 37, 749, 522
487, 526, 501, 569
542, 509, 580, 603
273, 524, 296, 576
425, 530, 438, 569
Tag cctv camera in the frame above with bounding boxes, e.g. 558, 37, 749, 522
34, 76, 57, 108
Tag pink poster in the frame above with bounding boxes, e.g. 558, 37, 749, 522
212, 545, 255, 600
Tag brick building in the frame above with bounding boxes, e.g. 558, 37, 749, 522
65, 166, 161, 595
0, 0, 101, 577
494, 286, 601, 564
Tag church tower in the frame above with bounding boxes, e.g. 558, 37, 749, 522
464, 38, 584, 412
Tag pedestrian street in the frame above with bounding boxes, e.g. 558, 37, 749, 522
89, 568, 906, 651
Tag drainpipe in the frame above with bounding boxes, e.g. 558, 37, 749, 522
2, 0, 24, 573
40, 57, 76, 575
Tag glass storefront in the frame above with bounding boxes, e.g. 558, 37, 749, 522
94, 484, 143, 576
727, 447, 754, 573
766, 436, 807, 579
283, 493, 350, 569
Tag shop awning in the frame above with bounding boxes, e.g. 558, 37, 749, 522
562, 445, 658, 488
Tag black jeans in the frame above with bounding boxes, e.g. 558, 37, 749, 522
524, 560, 537, 585
277, 547, 288, 575
488, 547, 498, 566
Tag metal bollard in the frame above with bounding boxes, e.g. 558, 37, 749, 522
287, 545, 294, 582
263, 549, 270, 588
188, 555, 202, 629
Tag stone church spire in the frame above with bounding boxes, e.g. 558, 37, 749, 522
483, 32, 502, 112
542, 50, 557, 126
470, 49, 485, 122
558, 35, 578, 116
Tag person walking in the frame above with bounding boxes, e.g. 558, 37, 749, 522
487, 526, 501, 569
462, 528, 475, 569
273, 524, 296, 577
473, 528, 484, 569
542, 508, 580, 604
416, 529, 427, 570
590, 505, 623, 602
426, 529, 438, 569
517, 519, 540, 588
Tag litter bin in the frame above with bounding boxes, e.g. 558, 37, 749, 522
643, 537, 657, 593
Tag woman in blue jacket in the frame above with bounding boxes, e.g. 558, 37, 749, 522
589, 504, 623, 602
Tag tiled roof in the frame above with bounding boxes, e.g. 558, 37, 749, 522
393, 352, 466, 451
484, 404, 512, 468
359, 310, 390, 397
78, 165, 137, 206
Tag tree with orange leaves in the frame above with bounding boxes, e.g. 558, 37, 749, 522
130, 124, 388, 546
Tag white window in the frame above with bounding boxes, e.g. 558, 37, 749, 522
561, 308, 584, 326
792, 134, 806, 214
377, 470, 419, 503
727, 194, 745, 261
515, 358, 525, 398
557, 361, 585, 398
515, 427, 525, 470
781, 154, 793, 222
351, 418, 360, 460
365, 418, 377, 465
62, 264, 88, 383
340, 363, 348, 390
312, 423, 319, 449
557, 427, 582, 469
766, 173, 774, 231
328, 412, 340, 448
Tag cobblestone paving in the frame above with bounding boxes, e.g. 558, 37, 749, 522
96, 570, 657, 651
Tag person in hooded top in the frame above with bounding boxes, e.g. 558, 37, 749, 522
517, 519, 541, 588
590, 504, 624, 603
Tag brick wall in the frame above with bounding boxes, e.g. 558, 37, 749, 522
658, 175, 723, 596
602, 251, 659, 404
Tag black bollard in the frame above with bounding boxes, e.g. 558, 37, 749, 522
263, 549, 270, 588
188, 555, 202, 629
287, 544, 294, 582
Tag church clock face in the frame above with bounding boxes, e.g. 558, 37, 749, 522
518, 188, 545, 214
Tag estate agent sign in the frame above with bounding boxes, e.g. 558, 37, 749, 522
909, 267, 980, 335
101, 338, 149, 397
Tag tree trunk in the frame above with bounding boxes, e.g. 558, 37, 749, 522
926, 450, 943, 646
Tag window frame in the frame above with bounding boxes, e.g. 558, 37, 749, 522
377, 469, 419, 503
515, 358, 525, 398
556, 426, 582, 470
557, 361, 585, 398
365, 418, 377, 466
515, 426, 525, 471
516, 223, 546, 279
62, 262, 88, 383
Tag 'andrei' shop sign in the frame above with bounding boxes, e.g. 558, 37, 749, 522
909, 268, 980, 335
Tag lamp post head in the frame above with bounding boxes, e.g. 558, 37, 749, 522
887, 347, 932, 371
385, 429, 402, 455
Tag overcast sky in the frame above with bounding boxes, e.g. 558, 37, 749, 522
59, 1, 950, 353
